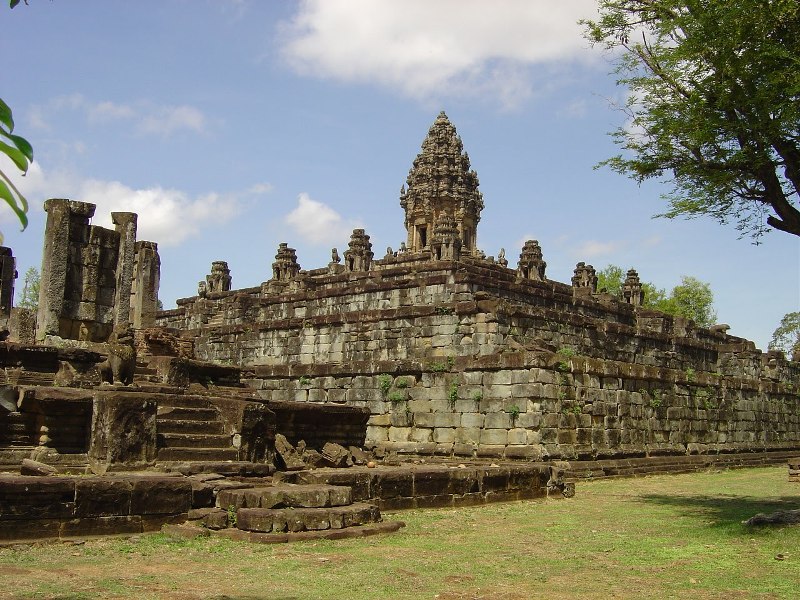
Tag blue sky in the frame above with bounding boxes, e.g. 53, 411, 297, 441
2, 0, 798, 350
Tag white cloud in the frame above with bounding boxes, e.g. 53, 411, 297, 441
284, 192, 361, 245
280, 0, 599, 107
139, 105, 207, 137
0, 154, 250, 246
573, 239, 625, 259
28, 96, 208, 137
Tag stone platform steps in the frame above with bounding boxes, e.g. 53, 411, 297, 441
188, 482, 399, 540
156, 396, 239, 463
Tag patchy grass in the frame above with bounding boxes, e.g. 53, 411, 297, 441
0, 466, 798, 599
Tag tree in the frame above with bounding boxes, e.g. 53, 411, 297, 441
769, 311, 800, 360
596, 264, 716, 327
16, 266, 39, 310
584, 1, 800, 240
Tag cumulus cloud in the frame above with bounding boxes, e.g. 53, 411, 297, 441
29, 95, 208, 137
0, 154, 251, 246
573, 240, 625, 259
280, 0, 598, 107
284, 192, 362, 245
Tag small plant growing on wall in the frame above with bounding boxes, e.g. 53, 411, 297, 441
298, 375, 311, 387
685, 367, 696, 382
395, 377, 410, 389
471, 390, 483, 402
556, 347, 575, 372
508, 404, 521, 423
378, 373, 393, 398
388, 390, 406, 405
448, 382, 459, 409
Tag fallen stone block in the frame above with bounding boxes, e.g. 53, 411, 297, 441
321, 442, 350, 468
20, 459, 58, 477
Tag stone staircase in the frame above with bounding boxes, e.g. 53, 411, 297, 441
156, 395, 239, 462
189, 482, 403, 541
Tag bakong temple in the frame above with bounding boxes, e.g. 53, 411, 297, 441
0, 112, 798, 544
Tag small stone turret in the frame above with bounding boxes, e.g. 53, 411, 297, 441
272, 243, 301, 281
572, 262, 597, 294
622, 268, 644, 306
206, 261, 232, 293
343, 229, 374, 272
430, 214, 462, 261
400, 111, 483, 255
517, 240, 547, 281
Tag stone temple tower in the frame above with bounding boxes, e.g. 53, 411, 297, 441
400, 111, 484, 255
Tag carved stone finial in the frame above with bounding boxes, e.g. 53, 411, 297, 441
331, 247, 340, 264
343, 229, 374, 272
399, 242, 407, 254
197, 280, 207, 298
401, 112, 484, 255
205, 260, 232, 294
517, 240, 547, 281
572, 262, 597, 293
622, 268, 644, 306
272, 243, 301, 281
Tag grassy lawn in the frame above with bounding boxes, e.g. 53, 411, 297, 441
0, 466, 798, 599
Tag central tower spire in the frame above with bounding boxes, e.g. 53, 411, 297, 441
400, 111, 484, 255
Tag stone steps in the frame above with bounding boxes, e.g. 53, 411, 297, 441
217, 483, 353, 510
157, 432, 232, 449
157, 447, 240, 461
157, 406, 218, 421
236, 503, 381, 534
158, 419, 224, 435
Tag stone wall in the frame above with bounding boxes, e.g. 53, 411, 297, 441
157, 259, 800, 462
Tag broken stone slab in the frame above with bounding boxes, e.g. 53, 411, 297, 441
321, 442, 350, 468
20, 459, 58, 476
301, 449, 324, 468
274, 433, 305, 471
349, 446, 370, 466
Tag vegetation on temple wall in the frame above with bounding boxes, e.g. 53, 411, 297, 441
597, 265, 717, 327
584, 0, 800, 239
769, 311, 800, 360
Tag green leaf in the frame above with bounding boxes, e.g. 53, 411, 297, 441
8, 133, 32, 162
0, 98, 13, 133
0, 178, 29, 230
0, 140, 30, 173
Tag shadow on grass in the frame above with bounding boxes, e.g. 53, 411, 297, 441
637, 494, 800, 529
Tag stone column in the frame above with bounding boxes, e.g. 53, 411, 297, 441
36, 199, 95, 341
131, 241, 160, 329
111, 212, 137, 330
0, 246, 17, 318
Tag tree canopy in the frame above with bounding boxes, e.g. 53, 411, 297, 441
584, 0, 800, 240
597, 265, 717, 327
769, 311, 800, 360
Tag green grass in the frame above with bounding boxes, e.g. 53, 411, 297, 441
0, 466, 798, 599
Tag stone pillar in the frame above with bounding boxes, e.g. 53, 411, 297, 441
0, 247, 17, 318
111, 212, 137, 330
36, 199, 95, 341
131, 241, 160, 329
